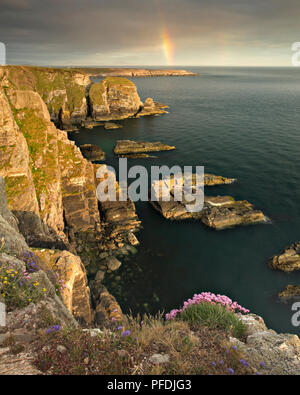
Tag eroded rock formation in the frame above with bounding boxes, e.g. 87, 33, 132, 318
149, 173, 268, 229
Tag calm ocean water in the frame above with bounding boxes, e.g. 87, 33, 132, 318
70, 67, 300, 334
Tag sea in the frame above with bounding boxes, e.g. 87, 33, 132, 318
69, 67, 300, 334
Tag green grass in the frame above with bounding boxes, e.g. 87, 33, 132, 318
89, 82, 106, 106
105, 76, 135, 87
177, 303, 247, 340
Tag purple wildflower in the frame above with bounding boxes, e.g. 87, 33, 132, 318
121, 330, 131, 337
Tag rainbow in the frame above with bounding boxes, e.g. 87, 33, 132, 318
161, 27, 174, 65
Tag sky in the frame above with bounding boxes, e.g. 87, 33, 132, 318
0, 0, 299, 67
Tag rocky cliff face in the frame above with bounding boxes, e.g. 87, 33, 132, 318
1, 66, 90, 129
0, 65, 143, 328
0, 79, 100, 249
1, 67, 168, 131
89, 77, 143, 121
0, 177, 92, 325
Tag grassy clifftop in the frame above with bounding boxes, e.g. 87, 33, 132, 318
2, 66, 90, 122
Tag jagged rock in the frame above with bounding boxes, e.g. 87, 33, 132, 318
114, 140, 175, 155
104, 122, 123, 130
33, 249, 93, 324
269, 243, 300, 272
230, 330, 300, 375
239, 314, 268, 337
136, 98, 168, 117
102, 257, 122, 272
128, 232, 139, 246
94, 164, 141, 240
92, 284, 123, 327
79, 144, 105, 161
279, 285, 300, 300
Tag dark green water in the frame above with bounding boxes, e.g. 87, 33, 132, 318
69, 67, 300, 334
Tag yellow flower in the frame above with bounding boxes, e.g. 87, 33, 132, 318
3, 281, 7, 284
42, 288, 46, 292
1, 293, 5, 298
28, 298, 32, 302
10, 274, 14, 277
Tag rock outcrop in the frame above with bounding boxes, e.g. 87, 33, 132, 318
89, 77, 168, 121
136, 98, 168, 117
230, 314, 300, 375
201, 199, 267, 230
33, 249, 93, 324
150, 173, 267, 229
269, 243, 300, 272
79, 144, 105, 162
278, 285, 300, 301
114, 140, 175, 155
89, 77, 143, 121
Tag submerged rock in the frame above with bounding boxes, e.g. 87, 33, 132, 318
79, 144, 105, 161
114, 140, 175, 155
269, 243, 300, 272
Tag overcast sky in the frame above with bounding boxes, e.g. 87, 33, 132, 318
0, 0, 299, 66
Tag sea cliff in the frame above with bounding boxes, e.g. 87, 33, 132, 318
0, 65, 300, 375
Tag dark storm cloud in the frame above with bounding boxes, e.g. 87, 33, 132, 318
0, 0, 299, 65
